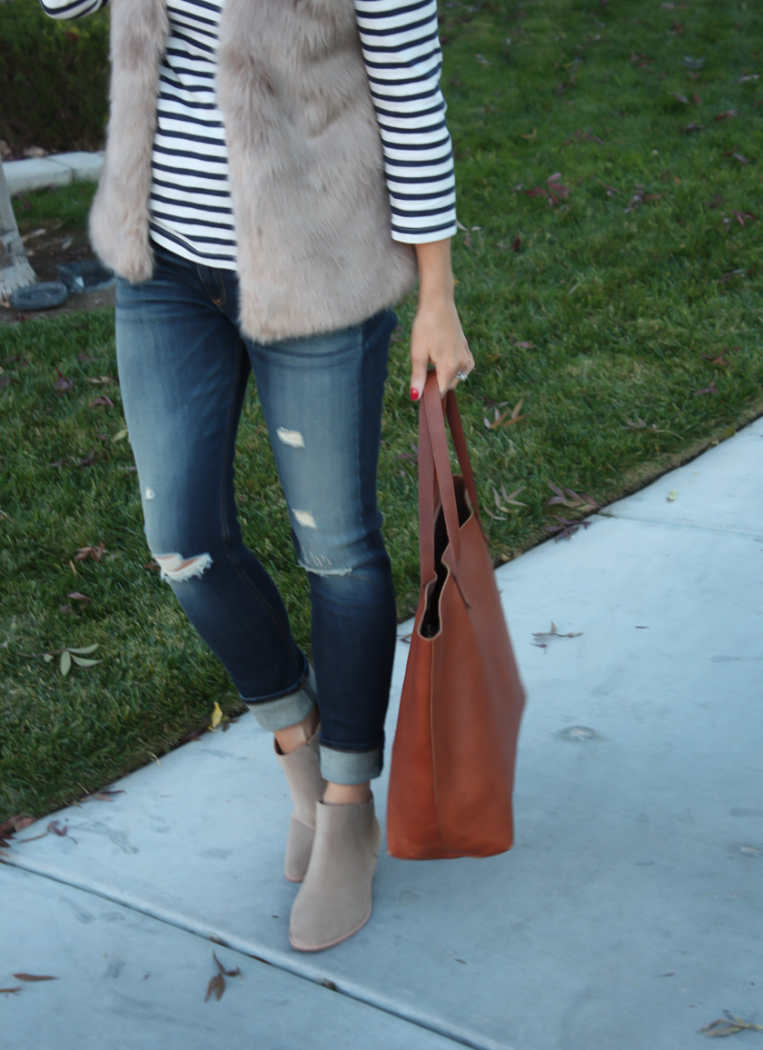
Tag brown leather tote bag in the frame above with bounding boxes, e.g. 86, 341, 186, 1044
387, 373, 526, 860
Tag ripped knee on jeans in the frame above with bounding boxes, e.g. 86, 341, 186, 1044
153, 551, 213, 582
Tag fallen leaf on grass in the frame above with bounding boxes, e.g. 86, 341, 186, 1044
67, 592, 93, 602
76, 542, 106, 562
53, 369, 73, 395
13, 974, 57, 982
89, 396, 115, 409
719, 269, 746, 284
85, 375, 117, 386
484, 400, 526, 430
0, 816, 34, 837
715, 109, 736, 121
395, 442, 419, 464
624, 417, 675, 434
533, 622, 583, 641
205, 973, 225, 1002
685, 122, 704, 133
721, 151, 750, 164
673, 91, 689, 104
485, 483, 527, 520
702, 348, 739, 366
736, 74, 759, 83
699, 1011, 763, 1037
513, 235, 522, 251
546, 515, 591, 540
112, 428, 129, 442
547, 480, 599, 512
730, 210, 754, 226
694, 380, 718, 396
76, 449, 99, 468
520, 127, 537, 141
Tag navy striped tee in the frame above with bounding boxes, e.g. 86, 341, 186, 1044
40, 0, 457, 269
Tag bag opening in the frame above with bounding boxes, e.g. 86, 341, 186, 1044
419, 476, 473, 639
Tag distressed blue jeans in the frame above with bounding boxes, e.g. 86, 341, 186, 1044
115, 247, 398, 783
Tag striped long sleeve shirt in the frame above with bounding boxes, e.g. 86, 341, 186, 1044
40, 0, 457, 269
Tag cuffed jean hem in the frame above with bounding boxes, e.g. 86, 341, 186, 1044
319, 744, 384, 785
247, 664, 317, 733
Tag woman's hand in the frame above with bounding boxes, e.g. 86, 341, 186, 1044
409, 238, 474, 400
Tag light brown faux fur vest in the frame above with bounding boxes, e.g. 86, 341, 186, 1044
90, 0, 417, 340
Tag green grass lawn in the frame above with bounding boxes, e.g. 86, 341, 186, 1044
2, 0, 762, 822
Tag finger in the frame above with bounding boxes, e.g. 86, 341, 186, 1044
438, 363, 456, 397
409, 350, 429, 403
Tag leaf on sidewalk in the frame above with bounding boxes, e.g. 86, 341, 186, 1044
210, 702, 224, 731
0, 987, 22, 995
532, 622, 583, 640
13, 974, 58, 982
213, 952, 241, 978
699, 1011, 763, 1037
667, 490, 679, 501
205, 973, 225, 1002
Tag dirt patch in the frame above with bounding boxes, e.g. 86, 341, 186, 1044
0, 228, 115, 324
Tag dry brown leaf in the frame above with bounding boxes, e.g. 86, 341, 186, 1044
213, 952, 241, 978
13, 974, 58, 982
205, 973, 225, 1002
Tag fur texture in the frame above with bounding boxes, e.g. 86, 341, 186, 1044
90, 0, 417, 340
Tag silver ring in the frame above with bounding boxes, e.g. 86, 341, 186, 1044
455, 371, 469, 381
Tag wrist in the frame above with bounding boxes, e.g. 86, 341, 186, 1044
416, 281, 456, 308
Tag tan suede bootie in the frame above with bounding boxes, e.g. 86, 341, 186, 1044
289, 796, 381, 952
275, 730, 327, 883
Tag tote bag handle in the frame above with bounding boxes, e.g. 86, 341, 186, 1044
418, 372, 481, 585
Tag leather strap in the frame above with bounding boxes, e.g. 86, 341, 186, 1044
418, 372, 482, 582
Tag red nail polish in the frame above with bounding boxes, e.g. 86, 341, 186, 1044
410, 389, 419, 401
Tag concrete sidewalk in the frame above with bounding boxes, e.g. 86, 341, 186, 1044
2, 419, 762, 1050
3, 152, 103, 195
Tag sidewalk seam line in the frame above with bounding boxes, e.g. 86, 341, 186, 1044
1, 858, 515, 1050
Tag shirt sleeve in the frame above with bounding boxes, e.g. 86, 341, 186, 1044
354, 0, 457, 244
38, 0, 109, 20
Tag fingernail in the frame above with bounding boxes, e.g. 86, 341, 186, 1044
410, 389, 419, 401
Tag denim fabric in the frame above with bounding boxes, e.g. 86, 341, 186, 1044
115, 247, 398, 783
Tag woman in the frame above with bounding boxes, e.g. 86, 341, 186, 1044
42, 0, 473, 951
